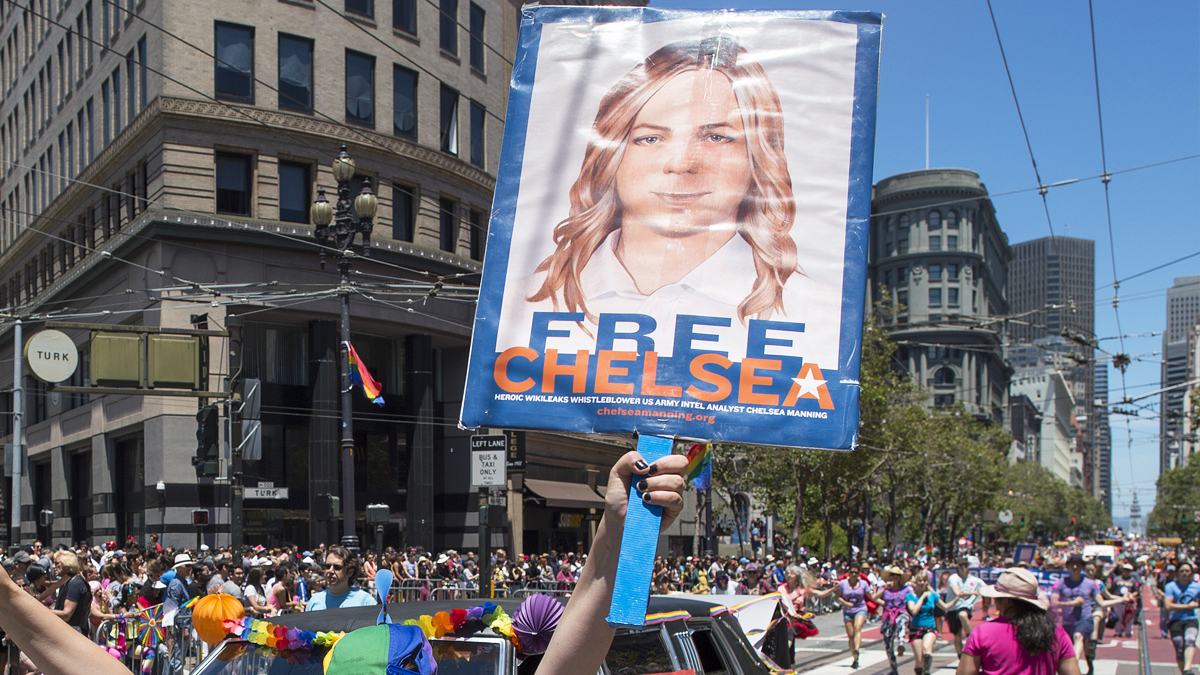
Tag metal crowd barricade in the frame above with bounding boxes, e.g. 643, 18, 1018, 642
431, 586, 480, 601
388, 579, 433, 603
513, 581, 576, 598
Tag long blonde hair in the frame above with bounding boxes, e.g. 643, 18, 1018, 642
528, 37, 799, 323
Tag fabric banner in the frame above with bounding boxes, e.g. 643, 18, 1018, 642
461, 7, 883, 449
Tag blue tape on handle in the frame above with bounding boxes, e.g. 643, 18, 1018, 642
606, 434, 673, 629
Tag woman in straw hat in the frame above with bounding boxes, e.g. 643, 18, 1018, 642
955, 567, 1081, 675
869, 565, 913, 675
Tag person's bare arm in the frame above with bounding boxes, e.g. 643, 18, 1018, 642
955, 654, 981, 675
0, 564, 129, 675
537, 449, 687, 675
1163, 594, 1200, 612
50, 597, 77, 620
809, 585, 837, 598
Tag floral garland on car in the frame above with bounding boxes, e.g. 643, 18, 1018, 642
222, 616, 345, 652
402, 602, 518, 647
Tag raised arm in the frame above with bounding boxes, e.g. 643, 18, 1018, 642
0, 564, 130, 675
538, 449, 688, 675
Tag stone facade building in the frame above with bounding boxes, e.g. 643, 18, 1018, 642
0, 0, 667, 554
868, 168, 1012, 424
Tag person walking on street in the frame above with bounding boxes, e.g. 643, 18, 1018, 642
1110, 563, 1141, 638
956, 567, 1081, 675
1162, 561, 1200, 675
813, 560, 870, 669
1052, 554, 1132, 675
908, 570, 951, 675
948, 559, 986, 658
871, 565, 913, 675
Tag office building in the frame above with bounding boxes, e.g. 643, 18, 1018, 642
0, 0, 659, 555
1010, 367, 1080, 485
1161, 276, 1200, 473
1094, 361, 1111, 514
868, 168, 1012, 423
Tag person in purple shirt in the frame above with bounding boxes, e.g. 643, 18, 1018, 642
1052, 554, 1132, 673
869, 565, 913, 675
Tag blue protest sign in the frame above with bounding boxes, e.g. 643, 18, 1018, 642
461, 7, 883, 450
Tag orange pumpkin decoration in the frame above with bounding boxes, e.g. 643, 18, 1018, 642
192, 593, 245, 645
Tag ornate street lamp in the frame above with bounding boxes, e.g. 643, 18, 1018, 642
311, 144, 377, 550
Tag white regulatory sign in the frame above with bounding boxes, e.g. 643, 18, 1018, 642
246, 487, 289, 499
471, 449, 506, 487
998, 510, 1014, 525
24, 330, 79, 383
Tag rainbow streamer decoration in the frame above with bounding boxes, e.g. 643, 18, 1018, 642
401, 602, 521, 650
224, 616, 345, 652
644, 610, 691, 626
347, 342, 385, 405
685, 443, 712, 491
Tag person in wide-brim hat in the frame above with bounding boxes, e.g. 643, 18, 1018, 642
172, 553, 195, 569
879, 565, 911, 584
979, 566, 1049, 610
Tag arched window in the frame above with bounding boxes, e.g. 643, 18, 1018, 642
928, 211, 941, 229
899, 213, 909, 229
947, 210, 959, 229
934, 367, 955, 385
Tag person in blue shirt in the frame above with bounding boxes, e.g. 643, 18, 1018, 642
305, 546, 377, 612
907, 569, 950, 675
1163, 561, 1200, 675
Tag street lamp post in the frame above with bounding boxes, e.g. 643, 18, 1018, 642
311, 145, 377, 551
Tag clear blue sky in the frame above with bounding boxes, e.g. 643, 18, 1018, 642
649, 0, 1200, 520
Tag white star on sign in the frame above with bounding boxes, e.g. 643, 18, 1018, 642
792, 370, 827, 398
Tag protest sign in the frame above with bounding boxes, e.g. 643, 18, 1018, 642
461, 7, 883, 451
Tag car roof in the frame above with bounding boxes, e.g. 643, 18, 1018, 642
267, 595, 725, 634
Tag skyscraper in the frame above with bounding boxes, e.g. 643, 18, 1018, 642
1094, 362, 1112, 515
1008, 237, 1099, 501
1161, 276, 1200, 473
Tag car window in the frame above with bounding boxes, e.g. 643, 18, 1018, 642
431, 639, 502, 674
689, 629, 734, 675
604, 629, 677, 675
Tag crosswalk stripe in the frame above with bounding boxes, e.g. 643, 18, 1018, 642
799, 650, 888, 674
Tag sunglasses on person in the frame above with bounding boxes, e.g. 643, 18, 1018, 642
326, 563, 346, 571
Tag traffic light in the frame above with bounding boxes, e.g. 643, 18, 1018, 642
1020, 516, 1026, 527
1183, 511, 1189, 525
314, 494, 341, 521
192, 509, 210, 526
193, 404, 220, 477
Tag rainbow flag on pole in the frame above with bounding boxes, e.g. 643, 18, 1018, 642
686, 443, 712, 491
347, 342, 385, 405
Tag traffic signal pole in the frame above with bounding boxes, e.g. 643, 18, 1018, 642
9, 319, 22, 548
227, 317, 244, 563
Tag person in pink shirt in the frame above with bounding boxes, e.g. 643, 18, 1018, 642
957, 567, 1081, 675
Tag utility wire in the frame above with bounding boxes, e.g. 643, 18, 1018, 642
420, 0, 514, 67
984, 0, 1058, 249
1095, 251, 1200, 291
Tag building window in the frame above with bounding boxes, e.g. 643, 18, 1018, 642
393, 65, 417, 138
928, 263, 941, 281
440, 85, 458, 154
948, 287, 960, 306
898, 266, 908, 284
393, 0, 416, 34
345, 50, 375, 126
929, 235, 940, 252
883, 241, 892, 257
897, 235, 908, 255
947, 264, 959, 280
468, 2, 484, 72
112, 67, 122, 133
126, 49, 135, 121
947, 235, 958, 250
215, 22, 254, 102
215, 152, 252, 215
469, 101, 484, 167
278, 34, 313, 113
137, 36, 146, 109
101, 80, 110, 145
278, 161, 310, 223
439, 0, 457, 55
346, 0, 373, 19
928, 211, 940, 229
392, 184, 414, 241
947, 210, 959, 229
934, 394, 955, 408
439, 197, 456, 252
468, 208, 484, 260
934, 367, 955, 385
897, 290, 908, 308
929, 287, 941, 306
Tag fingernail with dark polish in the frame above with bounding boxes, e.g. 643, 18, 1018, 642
643, 492, 653, 504
648, 464, 659, 475
637, 480, 648, 492
634, 459, 649, 471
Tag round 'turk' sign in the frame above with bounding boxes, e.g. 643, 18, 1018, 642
25, 329, 79, 383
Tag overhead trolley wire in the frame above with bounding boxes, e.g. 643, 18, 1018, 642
984, 0, 1059, 249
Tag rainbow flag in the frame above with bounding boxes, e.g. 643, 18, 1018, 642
686, 443, 712, 491
347, 342, 385, 405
